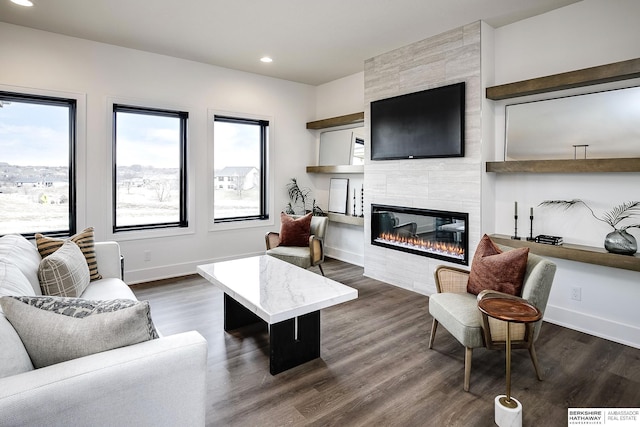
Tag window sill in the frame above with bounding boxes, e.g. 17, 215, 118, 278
209, 217, 275, 232
108, 226, 195, 242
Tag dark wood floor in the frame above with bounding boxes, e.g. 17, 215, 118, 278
132, 258, 640, 427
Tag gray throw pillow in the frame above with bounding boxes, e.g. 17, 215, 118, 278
0, 295, 159, 368
38, 240, 90, 297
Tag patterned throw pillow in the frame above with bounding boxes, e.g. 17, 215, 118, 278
0, 295, 159, 368
35, 227, 102, 281
466, 234, 529, 296
38, 240, 90, 297
279, 212, 312, 247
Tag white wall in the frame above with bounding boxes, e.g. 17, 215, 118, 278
0, 22, 317, 283
310, 72, 365, 266
491, 0, 640, 348
315, 72, 365, 119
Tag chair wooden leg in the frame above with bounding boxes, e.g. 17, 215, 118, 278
318, 264, 325, 276
464, 347, 472, 392
428, 319, 438, 349
529, 342, 543, 381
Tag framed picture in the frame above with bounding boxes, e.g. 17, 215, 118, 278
328, 178, 349, 214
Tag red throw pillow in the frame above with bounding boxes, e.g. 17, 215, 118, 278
467, 234, 529, 296
279, 213, 312, 247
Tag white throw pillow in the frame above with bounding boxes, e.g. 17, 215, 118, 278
0, 234, 42, 295
38, 240, 90, 297
0, 261, 36, 301
0, 296, 159, 369
0, 314, 34, 378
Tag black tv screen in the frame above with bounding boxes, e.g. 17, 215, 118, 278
370, 82, 465, 160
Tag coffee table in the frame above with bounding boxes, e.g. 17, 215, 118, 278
197, 255, 358, 374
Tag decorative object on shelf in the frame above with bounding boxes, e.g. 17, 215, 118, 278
527, 207, 535, 241
328, 178, 349, 215
534, 235, 563, 246
539, 199, 640, 255
512, 201, 520, 240
573, 144, 589, 159
505, 85, 640, 161
285, 178, 325, 216
359, 185, 364, 218
352, 189, 357, 217
604, 230, 638, 255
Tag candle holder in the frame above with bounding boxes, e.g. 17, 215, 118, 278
359, 186, 364, 218
352, 189, 357, 217
511, 215, 521, 240
526, 215, 535, 241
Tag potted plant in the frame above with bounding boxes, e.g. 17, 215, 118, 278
285, 178, 325, 216
539, 199, 640, 255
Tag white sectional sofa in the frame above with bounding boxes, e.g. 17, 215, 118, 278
0, 234, 208, 427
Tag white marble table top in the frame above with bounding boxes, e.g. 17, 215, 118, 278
197, 255, 358, 324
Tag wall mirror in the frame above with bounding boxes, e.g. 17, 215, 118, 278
319, 126, 365, 166
505, 85, 640, 160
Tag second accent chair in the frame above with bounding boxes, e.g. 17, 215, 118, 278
265, 213, 328, 276
428, 237, 557, 391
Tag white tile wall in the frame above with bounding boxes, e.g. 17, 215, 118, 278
363, 22, 483, 295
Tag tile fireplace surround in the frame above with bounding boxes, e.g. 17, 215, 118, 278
363, 21, 482, 295
371, 204, 469, 266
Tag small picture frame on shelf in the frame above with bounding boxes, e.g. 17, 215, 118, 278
328, 178, 349, 215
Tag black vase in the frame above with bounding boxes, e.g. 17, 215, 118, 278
604, 230, 638, 255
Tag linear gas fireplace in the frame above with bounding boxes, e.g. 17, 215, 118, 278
371, 204, 469, 265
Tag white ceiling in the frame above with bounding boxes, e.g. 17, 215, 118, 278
0, 0, 580, 86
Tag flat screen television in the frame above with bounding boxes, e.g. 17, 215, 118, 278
370, 82, 465, 160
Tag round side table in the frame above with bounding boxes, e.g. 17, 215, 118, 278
477, 297, 542, 427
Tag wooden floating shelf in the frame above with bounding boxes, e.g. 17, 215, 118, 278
306, 165, 364, 174
490, 234, 640, 272
306, 112, 364, 129
486, 158, 640, 173
486, 57, 640, 100
327, 213, 364, 226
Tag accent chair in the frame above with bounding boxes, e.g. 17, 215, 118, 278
265, 215, 328, 276
428, 246, 556, 391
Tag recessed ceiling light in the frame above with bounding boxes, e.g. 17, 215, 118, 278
260, 57, 273, 63
11, 0, 34, 6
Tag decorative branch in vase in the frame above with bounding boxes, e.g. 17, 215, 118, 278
285, 178, 325, 216
539, 199, 640, 255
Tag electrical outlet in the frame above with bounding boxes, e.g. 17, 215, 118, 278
571, 286, 582, 301
143, 250, 151, 262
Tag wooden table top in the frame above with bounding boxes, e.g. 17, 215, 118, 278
477, 297, 542, 323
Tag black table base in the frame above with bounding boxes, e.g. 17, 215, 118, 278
223, 293, 321, 375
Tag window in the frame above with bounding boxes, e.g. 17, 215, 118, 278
213, 115, 268, 222
113, 105, 188, 232
0, 92, 76, 238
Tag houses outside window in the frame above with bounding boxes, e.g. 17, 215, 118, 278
0, 92, 76, 238
112, 104, 188, 232
213, 115, 268, 222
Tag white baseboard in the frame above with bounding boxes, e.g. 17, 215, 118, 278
544, 304, 640, 350
125, 251, 264, 285
325, 246, 364, 267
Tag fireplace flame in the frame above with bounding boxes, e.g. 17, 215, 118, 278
376, 232, 465, 259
